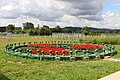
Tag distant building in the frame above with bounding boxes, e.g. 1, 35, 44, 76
0, 27, 6, 32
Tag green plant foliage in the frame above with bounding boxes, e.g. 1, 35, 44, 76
0, 36, 120, 80
0, 73, 10, 80
23, 22, 34, 30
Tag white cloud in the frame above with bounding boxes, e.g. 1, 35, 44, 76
0, 11, 120, 29
0, 0, 104, 21
0, 0, 65, 20
110, 0, 120, 6
0, 5, 15, 11
58, 0, 104, 21
106, 11, 115, 17
0, 0, 120, 29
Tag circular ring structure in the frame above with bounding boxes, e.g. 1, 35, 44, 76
4, 42, 116, 61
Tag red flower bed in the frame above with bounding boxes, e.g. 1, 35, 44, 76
30, 43, 102, 55
29, 44, 69, 55
28, 44, 57, 47
32, 50, 37, 54
31, 48, 69, 55
70, 44, 102, 50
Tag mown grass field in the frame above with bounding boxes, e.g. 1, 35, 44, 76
0, 36, 120, 80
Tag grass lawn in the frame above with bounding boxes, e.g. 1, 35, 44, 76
0, 36, 120, 80
113, 45, 120, 58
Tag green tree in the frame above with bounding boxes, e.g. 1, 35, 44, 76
43, 25, 49, 28
6, 24, 15, 32
29, 30, 34, 36
108, 30, 119, 34
23, 22, 34, 30
52, 25, 62, 33
14, 30, 22, 34
21, 30, 26, 34
81, 26, 89, 35
15, 27, 22, 30
14, 27, 22, 34
38, 27, 52, 36
62, 29, 73, 33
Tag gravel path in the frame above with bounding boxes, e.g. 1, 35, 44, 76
98, 58, 120, 80
98, 71, 120, 80
103, 57, 120, 62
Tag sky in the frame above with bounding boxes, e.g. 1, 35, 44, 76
0, 0, 120, 29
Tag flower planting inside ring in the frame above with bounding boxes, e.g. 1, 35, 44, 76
4, 42, 116, 61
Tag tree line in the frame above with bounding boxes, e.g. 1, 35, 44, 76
5, 22, 120, 36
